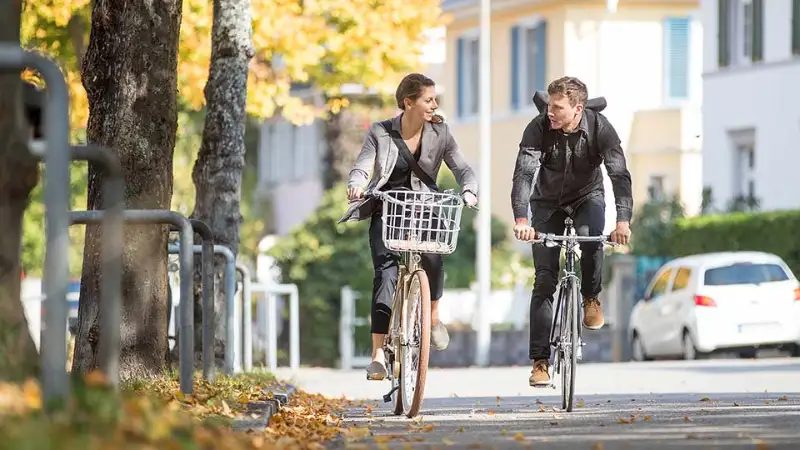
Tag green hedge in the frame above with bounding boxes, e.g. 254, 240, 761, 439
663, 209, 800, 276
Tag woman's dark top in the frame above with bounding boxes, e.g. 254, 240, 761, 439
381, 139, 422, 191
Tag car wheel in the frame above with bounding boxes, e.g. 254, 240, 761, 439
632, 333, 648, 362
682, 331, 698, 360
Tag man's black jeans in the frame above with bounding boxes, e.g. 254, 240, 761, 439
529, 195, 605, 361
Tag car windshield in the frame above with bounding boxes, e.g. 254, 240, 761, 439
703, 263, 789, 286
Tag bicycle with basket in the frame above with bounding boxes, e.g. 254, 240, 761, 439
365, 187, 473, 418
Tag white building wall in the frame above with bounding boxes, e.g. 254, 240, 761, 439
563, 9, 703, 226
702, 0, 800, 211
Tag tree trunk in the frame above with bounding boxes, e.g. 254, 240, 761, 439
190, 0, 254, 363
74, 0, 183, 379
0, 0, 41, 381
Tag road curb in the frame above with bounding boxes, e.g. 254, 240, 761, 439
232, 383, 298, 433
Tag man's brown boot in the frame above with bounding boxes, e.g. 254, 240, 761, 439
529, 360, 551, 386
582, 296, 604, 330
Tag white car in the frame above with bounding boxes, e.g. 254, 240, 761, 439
628, 251, 800, 360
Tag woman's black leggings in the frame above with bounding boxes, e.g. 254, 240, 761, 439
368, 213, 444, 334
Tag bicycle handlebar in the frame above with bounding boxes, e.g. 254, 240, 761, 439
524, 233, 620, 247
363, 189, 480, 210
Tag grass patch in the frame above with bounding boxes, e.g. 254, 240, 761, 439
0, 369, 353, 449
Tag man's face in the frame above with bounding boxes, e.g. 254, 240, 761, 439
547, 94, 582, 130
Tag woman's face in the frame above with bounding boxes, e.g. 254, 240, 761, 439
404, 86, 438, 122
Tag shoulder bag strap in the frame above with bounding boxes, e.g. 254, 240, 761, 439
380, 120, 439, 192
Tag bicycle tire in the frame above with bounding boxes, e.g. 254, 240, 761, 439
392, 363, 404, 415
399, 269, 431, 418
388, 272, 406, 416
560, 278, 579, 412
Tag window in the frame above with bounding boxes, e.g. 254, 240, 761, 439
664, 17, 690, 100
646, 269, 673, 300
510, 19, 547, 111
456, 33, 479, 118
703, 263, 790, 286
260, 119, 322, 185
671, 268, 692, 291
647, 175, 665, 200
793, 0, 800, 55
728, 128, 755, 200
718, 0, 763, 68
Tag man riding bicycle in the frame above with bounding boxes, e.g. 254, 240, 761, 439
510, 76, 633, 386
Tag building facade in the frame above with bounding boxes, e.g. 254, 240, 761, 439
701, 0, 800, 212
442, 0, 704, 229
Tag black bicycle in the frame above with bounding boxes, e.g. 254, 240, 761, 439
522, 216, 618, 412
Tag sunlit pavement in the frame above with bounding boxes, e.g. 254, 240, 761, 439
275, 357, 800, 448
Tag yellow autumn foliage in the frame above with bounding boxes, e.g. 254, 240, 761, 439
22, 0, 443, 130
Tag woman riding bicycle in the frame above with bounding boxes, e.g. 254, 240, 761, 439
339, 73, 479, 380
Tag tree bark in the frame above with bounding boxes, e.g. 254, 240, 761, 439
190, 0, 254, 362
0, 0, 41, 381
74, 0, 183, 379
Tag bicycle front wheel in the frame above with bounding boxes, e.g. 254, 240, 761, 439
399, 269, 431, 418
560, 278, 579, 412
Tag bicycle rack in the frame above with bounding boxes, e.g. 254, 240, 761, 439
250, 283, 300, 373
70, 210, 195, 395
169, 221, 215, 381
167, 244, 237, 375
235, 263, 253, 372
65, 145, 124, 388
339, 285, 371, 370
0, 45, 73, 403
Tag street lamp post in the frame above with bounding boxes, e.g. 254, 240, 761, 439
475, 0, 492, 367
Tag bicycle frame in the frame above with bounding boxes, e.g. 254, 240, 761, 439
549, 222, 584, 362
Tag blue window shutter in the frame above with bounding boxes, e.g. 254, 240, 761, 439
511, 26, 520, 110
665, 17, 690, 100
536, 21, 547, 92
457, 37, 464, 118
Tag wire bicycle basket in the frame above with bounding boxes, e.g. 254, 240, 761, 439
378, 189, 465, 254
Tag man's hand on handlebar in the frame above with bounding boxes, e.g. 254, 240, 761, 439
513, 219, 536, 241
347, 186, 364, 201
609, 221, 631, 246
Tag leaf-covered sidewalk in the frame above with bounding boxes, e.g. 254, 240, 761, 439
0, 370, 358, 449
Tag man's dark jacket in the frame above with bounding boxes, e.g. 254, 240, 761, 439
510, 107, 633, 226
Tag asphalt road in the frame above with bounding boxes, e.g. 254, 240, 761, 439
275, 357, 800, 449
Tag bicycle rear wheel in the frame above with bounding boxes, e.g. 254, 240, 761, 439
399, 269, 431, 418
560, 278, 579, 412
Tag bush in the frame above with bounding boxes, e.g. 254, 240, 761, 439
662, 209, 800, 276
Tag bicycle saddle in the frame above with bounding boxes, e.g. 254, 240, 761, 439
532, 90, 607, 115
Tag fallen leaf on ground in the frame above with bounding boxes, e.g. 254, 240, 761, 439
778, 396, 789, 401
699, 397, 710, 402
514, 433, 525, 441
592, 443, 604, 450
442, 437, 456, 445
684, 416, 692, 422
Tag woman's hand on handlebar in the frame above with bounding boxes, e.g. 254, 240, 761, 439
347, 186, 364, 201
463, 191, 478, 208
